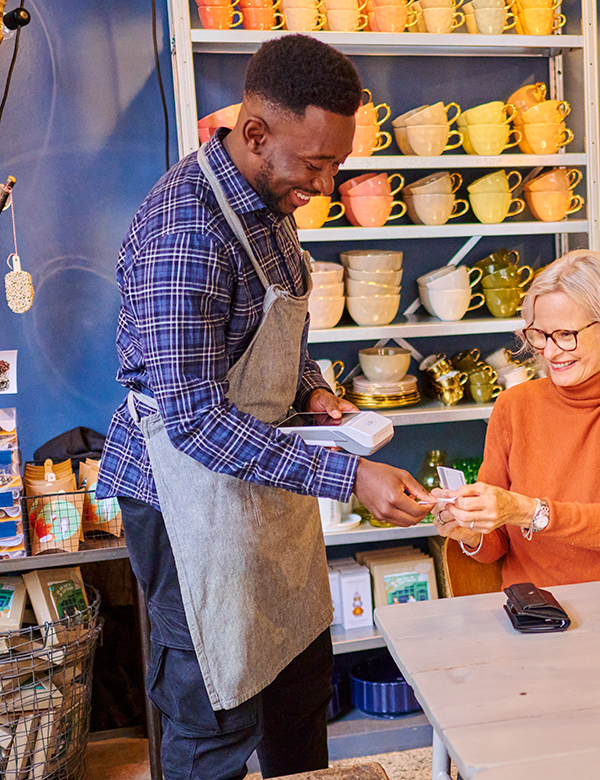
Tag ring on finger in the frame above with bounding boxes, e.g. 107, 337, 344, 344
469, 521, 474, 531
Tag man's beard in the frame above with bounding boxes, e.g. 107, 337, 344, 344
254, 158, 287, 216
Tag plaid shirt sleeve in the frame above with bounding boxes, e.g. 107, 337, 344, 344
122, 230, 359, 503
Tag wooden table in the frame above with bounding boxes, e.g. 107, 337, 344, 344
374, 580, 600, 779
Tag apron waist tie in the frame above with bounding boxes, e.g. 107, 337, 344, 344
127, 390, 158, 425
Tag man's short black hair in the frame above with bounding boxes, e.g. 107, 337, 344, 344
244, 34, 362, 118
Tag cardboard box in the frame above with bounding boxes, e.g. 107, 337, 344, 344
23, 569, 88, 627
0, 577, 26, 633
370, 556, 438, 608
4, 713, 38, 780
339, 566, 373, 630
328, 569, 342, 626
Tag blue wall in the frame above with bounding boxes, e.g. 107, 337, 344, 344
0, 0, 177, 461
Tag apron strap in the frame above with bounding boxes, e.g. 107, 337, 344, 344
127, 390, 158, 425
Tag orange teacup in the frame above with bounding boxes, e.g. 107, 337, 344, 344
198, 4, 244, 27
242, 6, 284, 25
525, 167, 582, 192
350, 124, 392, 157
520, 122, 574, 155
525, 190, 585, 222
294, 196, 345, 229
350, 196, 407, 228
355, 101, 392, 127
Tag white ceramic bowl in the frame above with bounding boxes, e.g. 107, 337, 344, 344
310, 261, 345, 286
346, 279, 401, 297
346, 295, 401, 326
312, 281, 345, 297
347, 268, 403, 285
308, 295, 345, 329
417, 265, 457, 287
340, 250, 403, 272
358, 346, 412, 382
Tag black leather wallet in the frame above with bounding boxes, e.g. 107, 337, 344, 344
503, 582, 571, 633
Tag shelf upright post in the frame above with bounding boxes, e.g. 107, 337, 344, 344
581, 0, 600, 249
167, 0, 201, 159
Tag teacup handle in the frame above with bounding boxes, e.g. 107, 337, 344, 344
503, 11, 517, 29
470, 348, 481, 361
449, 199, 470, 219
444, 102, 462, 126
374, 103, 392, 126
331, 360, 345, 380
450, 172, 463, 193
505, 128, 522, 149
458, 372, 469, 385
467, 266, 483, 287
334, 383, 346, 398
357, 0, 368, 10
356, 13, 369, 29
491, 385, 502, 399
372, 131, 392, 152
486, 367, 499, 383
406, 8, 421, 26
231, 9, 244, 26
567, 169, 583, 189
451, 10, 466, 28
566, 194, 585, 215
507, 249, 520, 264
361, 88, 373, 104
271, 0, 280, 8
553, 13, 566, 29
272, 11, 285, 28
507, 198, 525, 217
507, 170, 523, 192
534, 82, 547, 100
517, 265, 534, 287
558, 128, 574, 148
388, 173, 405, 196
525, 366, 536, 380
444, 130, 464, 151
325, 202, 346, 222
454, 0, 465, 8
467, 292, 486, 312
557, 100, 571, 120
314, 11, 327, 29
503, 103, 517, 123
386, 201, 408, 221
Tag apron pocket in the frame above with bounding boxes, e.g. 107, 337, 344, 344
148, 643, 259, 737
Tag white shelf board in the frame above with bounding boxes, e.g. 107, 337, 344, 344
190, 29, 583, 57
331, 623, 386, 654
298, 219, 588, 242
341, 153, 587, 171
381, 399, 495, 425
308, 315, 524, 342
325, 522, 438, 546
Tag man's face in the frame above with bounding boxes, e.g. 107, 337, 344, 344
250, 105, 355, 216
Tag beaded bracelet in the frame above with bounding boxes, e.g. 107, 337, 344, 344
460, 534, 484, 556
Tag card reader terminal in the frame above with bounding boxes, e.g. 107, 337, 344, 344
277, 411, 394, 456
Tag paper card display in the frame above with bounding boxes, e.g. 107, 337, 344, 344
27, 493, 83, 555
23, 568, 88, 630
0, 576, 26, 631
0, 352, 17, 395
0, 409, 16, 443
371, 557, 438, 608
78, 460, 122, 537
4, 713, 38, 780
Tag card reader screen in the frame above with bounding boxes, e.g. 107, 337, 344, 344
277, 412, 362, 428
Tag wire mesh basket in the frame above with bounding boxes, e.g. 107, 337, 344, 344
0, 585, 102, 779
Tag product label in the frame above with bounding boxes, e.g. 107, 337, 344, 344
384, 570, 430, 604
48, 580, 86, 619
0, 585, 15, 616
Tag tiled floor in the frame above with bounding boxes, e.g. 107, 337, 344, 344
83, 738, 458, 780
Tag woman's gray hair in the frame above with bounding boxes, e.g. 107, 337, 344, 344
517, 250, 600, 354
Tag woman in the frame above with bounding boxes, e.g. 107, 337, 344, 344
433, 249, 600, 588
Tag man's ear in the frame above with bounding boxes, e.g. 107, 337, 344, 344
242, 116, 269, 155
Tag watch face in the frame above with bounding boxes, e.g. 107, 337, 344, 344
533, 500, 550, 532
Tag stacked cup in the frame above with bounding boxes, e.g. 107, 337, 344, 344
418, 0, 465, 32
524, 167, 585, 222
197, 103, 241, 144
417, 265, 485, 321
308, 261, 345, 329
339, 172, 406, 227
240, 0, 284, 29
282, 0, 325, 30
392, 102, 462, 156
294, 196, 345, 230
402, 172, 469, 226
367, 0, 420, 31
515, 99, 573, 155
513, 0, 565, 34
463, 0, 517, 34
466, 365, 502, 403
196, 0, 244, 28
458, 100, 521, 155
468, 169, 525, 224
351, 96, 392, 157
340, 250, 403, 326
324, 0, 368, 30
419, 354, 468, 406
474, 248, 533, 318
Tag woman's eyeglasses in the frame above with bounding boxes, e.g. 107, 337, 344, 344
523, 321, 599, 352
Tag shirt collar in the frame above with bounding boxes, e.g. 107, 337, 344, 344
202, 128, 279, 220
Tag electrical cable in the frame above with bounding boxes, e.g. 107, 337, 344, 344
151, 0, 170, 172
0, 1, 27, 128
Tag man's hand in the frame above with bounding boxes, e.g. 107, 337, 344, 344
305, 388, 358, 421
354, 458, 434, 528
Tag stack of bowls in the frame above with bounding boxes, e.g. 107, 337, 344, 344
468, 169, 525, 224
524, 167, 585, 222
366, 0, 420, 31
351, 94, 392, 157
282, 0, 325, 29
344, 348, 420, 409
340, 251, 403, 326
417, 0, 465, 32
392, 102, 462, 156
417, 265, 484, 321
463, 0, 516, 34
402, 172, 469, 226
512, 0, 565, 34
458, 100, 520, 156
515, 98, 573, 155
196, 0, 244, 28
308, 261, 345, 329
340, 172, 406, 227
197, 103, 241, 144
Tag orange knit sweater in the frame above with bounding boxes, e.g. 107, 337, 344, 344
472, 371, 600, 588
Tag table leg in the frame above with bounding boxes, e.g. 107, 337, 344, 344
136, 581, 163, 780
432, 728, 452, 780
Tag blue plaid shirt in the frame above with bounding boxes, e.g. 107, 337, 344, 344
96, 131, 359, 511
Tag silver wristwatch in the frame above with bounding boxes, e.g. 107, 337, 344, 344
522, 499, 550, 541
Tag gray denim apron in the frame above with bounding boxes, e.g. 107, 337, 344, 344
127, 146, 332, 711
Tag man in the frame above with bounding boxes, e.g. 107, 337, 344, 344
97, 34, 433, 780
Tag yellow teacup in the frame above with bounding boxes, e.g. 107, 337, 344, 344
461, 101, 517, 125
468, 169, 522, 194
469, 191, 526, 223
466, 124, 521, 155
294, 196, 345, 229
405, 124, 463, 155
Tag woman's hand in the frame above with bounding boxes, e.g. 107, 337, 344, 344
430, 489, 480, 547
435, 482, 538, 536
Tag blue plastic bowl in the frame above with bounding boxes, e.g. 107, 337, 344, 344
350, 656, 421, 717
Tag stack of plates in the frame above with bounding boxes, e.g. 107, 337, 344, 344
344, 374, 420, 409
